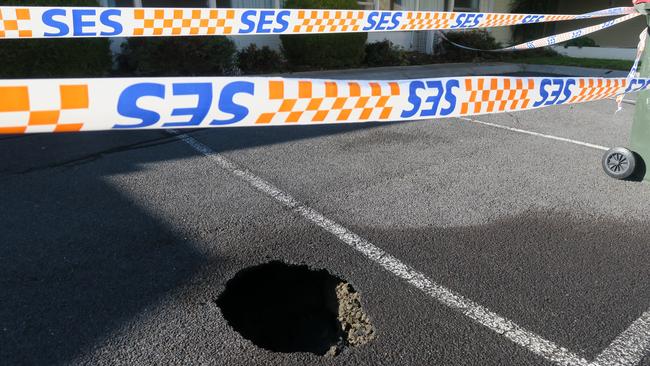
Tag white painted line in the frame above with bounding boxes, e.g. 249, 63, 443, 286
458, 117, 610, 151
622, 99, 637, 106
593, 308, 650, 366
169, 130, 590, 366
609, 97, 637, 106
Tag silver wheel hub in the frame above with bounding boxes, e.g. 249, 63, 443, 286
602, 147, 636, 180
606, 153, 629, 173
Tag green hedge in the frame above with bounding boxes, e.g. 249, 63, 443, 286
440, 30, 558, 63
564, 37, 599, 48
365, 40, 407, 67
281, 0, 368, 70
0, 0, 112, 78
117, 36, 237, 77
0, 0, 96, 4
439, 30, 504, 62
237, 44, 286, 75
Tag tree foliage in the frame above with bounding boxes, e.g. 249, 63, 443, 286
0, 0, 112, 78
280, 0, 368, 70
509, 0, 560, 43
117, 36, 237, 76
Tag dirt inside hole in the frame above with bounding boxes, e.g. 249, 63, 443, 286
216, 261, 374, 356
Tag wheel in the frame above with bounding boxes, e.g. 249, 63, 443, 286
602, 147, 636, 180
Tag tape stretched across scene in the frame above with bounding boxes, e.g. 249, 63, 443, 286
440, 13, 642, 52
0, 6, 638, 39
1, 76, 648, 135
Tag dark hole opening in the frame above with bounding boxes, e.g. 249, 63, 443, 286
216, 261, 345, 355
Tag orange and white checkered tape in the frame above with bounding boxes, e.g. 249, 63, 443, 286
133, 8, 236, 36
0, 84, 89, 134
399, 12, 454, 31
0, 75, 647, 135
0, 7, 32, 38
256, 79, 400, 124
569, 79, 625, 104
460, 78, 536, 115
292, 10, 365, 33
0, 6, 639, 39
479, 14, 526, 28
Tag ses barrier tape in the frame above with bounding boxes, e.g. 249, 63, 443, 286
1, 76, 649, 135
440, 13, 642, 52
0, 6, 638, 39
616, 29, 647, 108
506, 13, 641, 51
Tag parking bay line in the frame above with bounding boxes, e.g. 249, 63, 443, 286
458, 117, 610, 151
455, 117, 650, 365
593, 308, 650, 366
169, 130, 592, 366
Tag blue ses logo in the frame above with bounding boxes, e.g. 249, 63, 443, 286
115, 82, 255, 129
533, 79, 575, 107
400, 80, 459, 118
42, 8, 122, 37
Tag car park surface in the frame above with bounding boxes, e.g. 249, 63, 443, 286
1, 66, 649, 366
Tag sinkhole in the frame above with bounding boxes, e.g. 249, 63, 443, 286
216, 261, 375, 356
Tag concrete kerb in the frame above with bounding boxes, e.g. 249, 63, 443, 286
278, 62, 629, 80
520, 64, 629, 78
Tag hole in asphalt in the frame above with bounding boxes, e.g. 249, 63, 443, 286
216, 261, 375, 356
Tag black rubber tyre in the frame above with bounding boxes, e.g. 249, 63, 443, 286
602, 147, 636, 180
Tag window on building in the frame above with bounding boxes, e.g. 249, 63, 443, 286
358, 1, 371, 9
454, 0, 479, 12
357, 1, 374, 10
357, 0, 417, 10
141, 0, 207, 7
107, 0, 267, 7
108, 0, 272, 8
230, 0, 275, 7
110, 0, 136, 6
377, 0, 403, 10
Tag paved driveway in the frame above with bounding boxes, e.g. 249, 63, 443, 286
1, 66, 649, 366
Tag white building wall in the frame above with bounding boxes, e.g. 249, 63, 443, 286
227, 0, 448, 52
231, 0, 274, 8
487, 0, 512, 46
228, 0, 280, 49
368, 0, 419, 51
104, 0, 481, 53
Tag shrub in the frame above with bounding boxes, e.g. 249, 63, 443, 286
440, 30, 558, 62
117, 36, 237, 77
364, 40, 406, 67
439, 30, 504, 62
237, 44, 286, 74
564, 37, 599, 48
507, 47, 558, 59
402, 51, 436, 66
0, 0, 112, 78
281, 0, 368, 70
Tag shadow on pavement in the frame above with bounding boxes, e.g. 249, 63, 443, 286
351, 210, 650, 356
0, 122, 393, 364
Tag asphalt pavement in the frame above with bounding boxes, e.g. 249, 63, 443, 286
1, 64, 649, 366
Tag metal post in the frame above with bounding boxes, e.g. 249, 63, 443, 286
630, 4, 650, 180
